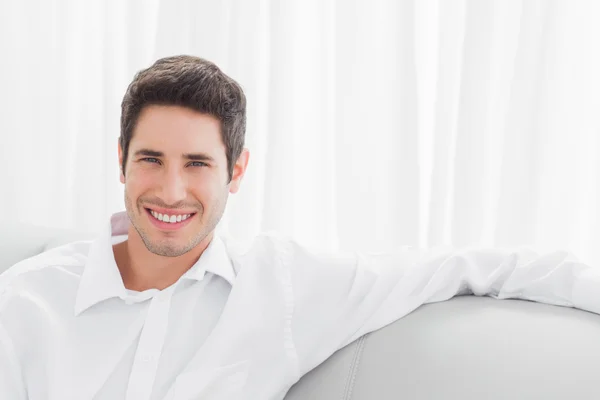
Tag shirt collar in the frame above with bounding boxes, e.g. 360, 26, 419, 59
74, 211, 236, 316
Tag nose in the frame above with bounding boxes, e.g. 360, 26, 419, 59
159, 168, 187, 206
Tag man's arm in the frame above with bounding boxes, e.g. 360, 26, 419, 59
0, 321, 27, 399
284, 240, 600, 376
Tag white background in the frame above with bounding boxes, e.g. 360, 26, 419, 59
1, 0, 599, 264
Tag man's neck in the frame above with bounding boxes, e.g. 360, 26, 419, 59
113, 228, 213, 292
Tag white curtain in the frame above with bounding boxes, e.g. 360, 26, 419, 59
1, 0, 600, 264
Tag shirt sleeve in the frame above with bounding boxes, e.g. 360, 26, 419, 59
285, 240, 600, 376
0, 321, 27, 399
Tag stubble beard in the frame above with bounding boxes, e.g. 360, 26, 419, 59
123, 190, 226, 258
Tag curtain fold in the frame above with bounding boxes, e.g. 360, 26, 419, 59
1, 0, 599, 263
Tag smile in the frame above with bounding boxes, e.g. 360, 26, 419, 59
145, 208, 197, 230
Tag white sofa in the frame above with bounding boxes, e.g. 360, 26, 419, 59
2, 223, 600, 399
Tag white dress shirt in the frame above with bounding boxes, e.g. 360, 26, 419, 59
1, 211, 600, 400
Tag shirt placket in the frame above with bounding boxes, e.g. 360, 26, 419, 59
125, 287, 174, 400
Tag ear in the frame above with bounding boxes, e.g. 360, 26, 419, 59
229, 148, 250, 194
118, 140, 125, 184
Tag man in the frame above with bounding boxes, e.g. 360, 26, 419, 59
1, 55, 599, 400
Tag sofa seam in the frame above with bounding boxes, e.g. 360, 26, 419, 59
342, 333, 369, 400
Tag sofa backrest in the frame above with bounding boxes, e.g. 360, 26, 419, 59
0, 221, 94, 273
285, 295, 600, 399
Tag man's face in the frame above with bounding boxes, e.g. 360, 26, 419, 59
118, 105, 246, 257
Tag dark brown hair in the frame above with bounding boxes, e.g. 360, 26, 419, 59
119, 55, 246, 182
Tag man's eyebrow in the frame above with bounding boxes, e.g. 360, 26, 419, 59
183, 153, 216, 163
133, 149, 163, 157
132, 149, 215, 163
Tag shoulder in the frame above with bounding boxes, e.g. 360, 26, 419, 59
222, 231, 341, 265
0, 240, 91, 304
221, 231, 289, 262
224, 232, 362, 282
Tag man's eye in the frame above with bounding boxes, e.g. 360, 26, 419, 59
189, 161, 208, 167
142, 158, 160, 164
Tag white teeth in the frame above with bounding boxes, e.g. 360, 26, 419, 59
148, 209, 193, 224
